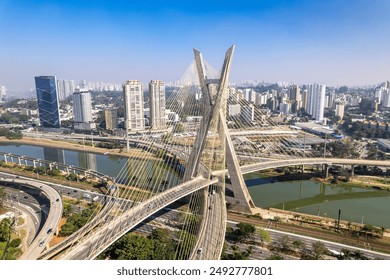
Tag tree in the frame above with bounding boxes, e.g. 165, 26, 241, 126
5, 131, 23, 140
278, 235, 291, 253
35, 166, 47, 175
257, 228, 271, 247
234, 222, 256, 241
292, 240, 303, 251
48, 168, 61, 176
150, 229, 176, 260
311, 241, 327, 260
267, 254, 284, 260
108, 233, 155, 260
9, 238, 21, 248
0, 187, 6, 209
359, 98, 376, 116
67, 173, 78, 181
62, 204, 73, 218
0, 218, 11, 242
360, 224, 374, 237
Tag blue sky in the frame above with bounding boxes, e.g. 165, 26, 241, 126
1, 0, 390, 91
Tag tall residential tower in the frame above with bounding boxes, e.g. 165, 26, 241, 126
149, 80, 166, 130
0, 86, 6, 104
123, 80, 144, 130
306, 83, 326, 121
73, 88, 95, 130
105, 108, 118, 131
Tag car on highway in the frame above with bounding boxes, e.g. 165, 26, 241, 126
47, 228, 53, 234
39, 240, 45, 247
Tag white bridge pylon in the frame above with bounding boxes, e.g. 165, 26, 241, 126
185, 45, 255, 213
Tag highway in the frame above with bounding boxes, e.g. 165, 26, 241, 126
3, 187, 46, 246
0, 176, 63, 260
210, 157, 390, 176
190, 186, 226, 260
227, 221, 390, 260
59, 176, 218, 260
241, 158, 390, 174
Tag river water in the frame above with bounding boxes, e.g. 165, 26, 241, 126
1, 143, 389, 228
0, 143, 180, 188
245, 174, 390, 228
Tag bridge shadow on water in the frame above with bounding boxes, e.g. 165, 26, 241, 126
243, 172, 317, 187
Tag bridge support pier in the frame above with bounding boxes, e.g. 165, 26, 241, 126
323, 164, 329, 178
351, 165, 355, 177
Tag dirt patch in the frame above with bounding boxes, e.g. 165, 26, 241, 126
48, 217, 67, 247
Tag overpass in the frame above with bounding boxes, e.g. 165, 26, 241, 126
241, 157, 390, 175
211, 157, 390, 176
0, 177, 63, 260
59, 176, 218, 260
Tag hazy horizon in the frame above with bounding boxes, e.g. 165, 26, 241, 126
1, 0, 390, 93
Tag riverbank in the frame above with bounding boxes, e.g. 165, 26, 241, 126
247, 170, 390, 191
0, 136, 156, 160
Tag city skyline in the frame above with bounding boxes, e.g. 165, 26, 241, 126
1, 0, 390, 92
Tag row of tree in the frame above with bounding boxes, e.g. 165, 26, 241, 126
99, 228, 178, 260
60, 205, 98, 236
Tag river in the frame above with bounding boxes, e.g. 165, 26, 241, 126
245, 174, 390, 228
0, 143, 180, 188
1, 143, 389, 228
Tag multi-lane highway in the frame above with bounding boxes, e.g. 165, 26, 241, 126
0, 175, 63, 260
59, 176, 218, 260
225, 221, 390, 260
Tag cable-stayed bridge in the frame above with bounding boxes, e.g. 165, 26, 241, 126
12, 46, 390, 260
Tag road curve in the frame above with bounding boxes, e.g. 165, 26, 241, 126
0, 176, 63, 260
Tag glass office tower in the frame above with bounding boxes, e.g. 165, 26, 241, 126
35, 76, 61, 128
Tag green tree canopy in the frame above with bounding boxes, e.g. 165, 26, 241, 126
234, 222, 256, 241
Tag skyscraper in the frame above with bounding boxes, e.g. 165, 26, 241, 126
289, 85, 301, 113
35, 76, 61, 128
57, 79, 76, 101
123, 80, 144, 130
335, 102, 345, 120
149, 80, 166, 130
73, 88, 95, 130
306, 83, 326, 121
241, 104, 255, 123
382, 90, 390, 108
0, 86, 6, 104
105, 108, 118, 131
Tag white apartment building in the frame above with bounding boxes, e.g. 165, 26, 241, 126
149, 80, 166, 130
123, 80, 145, 130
